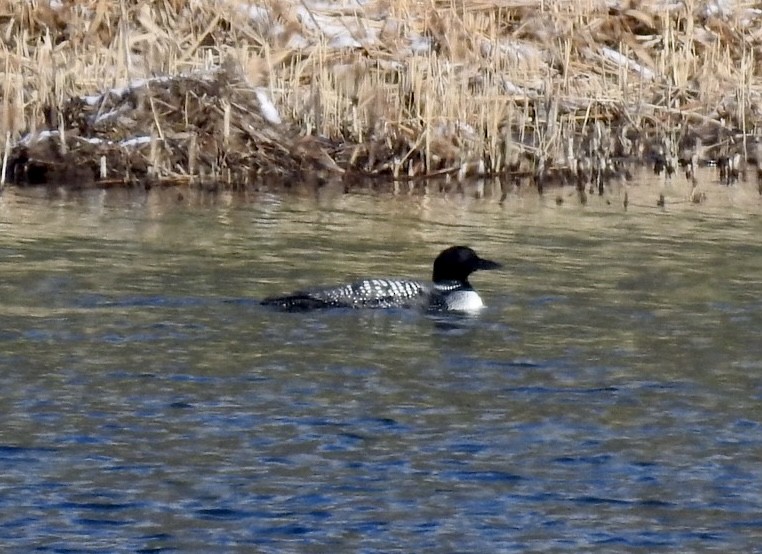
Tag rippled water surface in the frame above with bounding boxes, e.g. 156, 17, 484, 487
1, 176, 761, 552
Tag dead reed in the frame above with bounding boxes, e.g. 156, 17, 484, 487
1, 0, 761, 191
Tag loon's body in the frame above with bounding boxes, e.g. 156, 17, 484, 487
262, 246, 501, 313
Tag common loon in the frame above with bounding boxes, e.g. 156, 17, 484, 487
261, 246, 501, 313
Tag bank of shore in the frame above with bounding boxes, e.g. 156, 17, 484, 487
1, 0, 761, 193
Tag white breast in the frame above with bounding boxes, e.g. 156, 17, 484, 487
444, 290, 485, 312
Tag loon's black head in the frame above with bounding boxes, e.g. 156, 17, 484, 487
432, 246, 501, 284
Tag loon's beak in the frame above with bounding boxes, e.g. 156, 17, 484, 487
476, 256, 501, 271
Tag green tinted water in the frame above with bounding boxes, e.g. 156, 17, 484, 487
0, 174, 760, 551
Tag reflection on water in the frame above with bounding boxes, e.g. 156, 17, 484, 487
0, 170, 761, 551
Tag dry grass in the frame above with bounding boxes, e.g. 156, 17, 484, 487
1, 0, 762, 191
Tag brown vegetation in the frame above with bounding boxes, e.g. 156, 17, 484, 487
1, 0, 762, 192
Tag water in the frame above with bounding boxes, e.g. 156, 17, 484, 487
1, 175, 761, 552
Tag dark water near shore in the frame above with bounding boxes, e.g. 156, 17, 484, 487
1, 175, 761, 551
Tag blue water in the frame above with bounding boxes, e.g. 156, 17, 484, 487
0, 185, 761, 551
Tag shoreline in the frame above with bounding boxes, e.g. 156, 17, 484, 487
6, 166, 759, 215
2, 0, 761, 192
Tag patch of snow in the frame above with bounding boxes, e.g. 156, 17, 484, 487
702, 0, 735, 17
409, 36, 432, 54
432, 120, 477, 141
480, 38, 544, 65
601, 47, 655, 80
236, 2, 273, 36
376, 59, 405, 72
21, 135, 153, 148
285, 33, 310, 49
329, 33, 362, 49
256, 88, 282, 125
499, 78, 538, 97
301, 11, 348, 36
613, 0, 680, 11
78, 137, 106, 145
230, 0, 388, 51
80, 75, 189, 108
740, 8, 762, 26
82, 95, 101, 106
17, 130, 59, 146
241, 3, 270, 23
120, 136, 152, 148
93, 109, 120, 125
